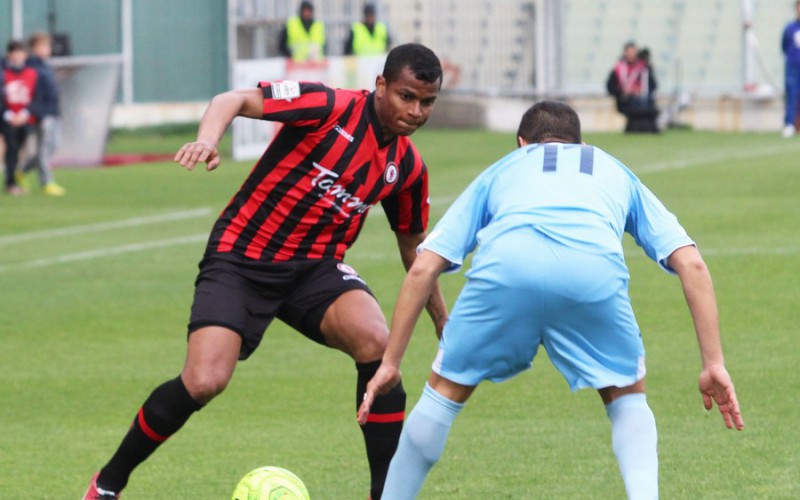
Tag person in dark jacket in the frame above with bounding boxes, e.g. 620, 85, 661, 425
606, 41, 659, 133
21, 32, 65, 195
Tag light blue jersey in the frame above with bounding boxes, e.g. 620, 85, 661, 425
422, 143, 694, 389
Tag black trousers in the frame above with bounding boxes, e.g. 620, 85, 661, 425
1, 123, 31, 188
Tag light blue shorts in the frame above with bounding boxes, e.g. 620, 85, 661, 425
432, 227, 646, 391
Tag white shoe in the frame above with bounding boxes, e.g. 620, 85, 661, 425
782, 124, 795, 138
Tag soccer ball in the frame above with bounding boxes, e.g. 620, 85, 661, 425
231, 466, 310, 500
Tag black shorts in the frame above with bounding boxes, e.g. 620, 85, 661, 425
188, 255, 374, 359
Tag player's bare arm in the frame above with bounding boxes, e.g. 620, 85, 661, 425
395, 231, 449, 337
357, 249, 449, 425
175, 88, 265, 172
668, 245, 745, 430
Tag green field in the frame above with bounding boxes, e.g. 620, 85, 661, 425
1, 127, 798, 499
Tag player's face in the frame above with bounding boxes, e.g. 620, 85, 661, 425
33, 42, 52, 59
6, 49, 27, 68
375, 66, 440, 137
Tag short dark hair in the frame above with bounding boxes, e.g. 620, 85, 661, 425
382, 43, 442, 86
364, 3, 376, 17
517, 101, 582, 144
6, 39, 26, 54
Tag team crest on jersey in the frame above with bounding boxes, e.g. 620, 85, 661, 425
384, 162, 399, 185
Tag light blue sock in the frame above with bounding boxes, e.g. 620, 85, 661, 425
381, 382, 464, 500
605, 393, 659, 500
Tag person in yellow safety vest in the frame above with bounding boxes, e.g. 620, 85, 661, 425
279, 1, 326, 62
344, 3, 391, 56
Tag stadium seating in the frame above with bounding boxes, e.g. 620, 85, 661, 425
383, 0, 786, 97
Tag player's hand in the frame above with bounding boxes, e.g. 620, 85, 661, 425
357, 363, 401, 426
174, 140, 220, 171
10, 111, 29, 127
699, 364, 744, 430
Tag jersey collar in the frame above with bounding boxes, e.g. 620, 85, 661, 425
366, 91, 395, 148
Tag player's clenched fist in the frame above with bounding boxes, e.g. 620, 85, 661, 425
174, 140, 220, 171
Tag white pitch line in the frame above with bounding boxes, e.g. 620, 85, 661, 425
699, 246, 800, 257
1, 234, 796, 273
0, 208, 213, 245
352, 245, 800, 263
0, 234, 208, 273
635, 143, 800, 174
621, 246, 800, 259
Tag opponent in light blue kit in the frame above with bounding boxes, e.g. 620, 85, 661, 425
358, 101, 744, 499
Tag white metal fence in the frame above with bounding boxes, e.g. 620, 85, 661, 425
230, 0, 790, 98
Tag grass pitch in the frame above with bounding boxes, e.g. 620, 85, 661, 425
1, 127, 798, 499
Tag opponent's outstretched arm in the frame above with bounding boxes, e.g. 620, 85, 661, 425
668, 245, 744, 430
174, 88, 264, 171
357, 249, 449, 425
395, 232, 449, 338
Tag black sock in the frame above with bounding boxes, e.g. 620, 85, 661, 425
356, 360, 406, 500
97, 376, 203, 492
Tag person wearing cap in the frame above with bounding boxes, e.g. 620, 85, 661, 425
345, 3, 391, 56
279, 1, 326, 62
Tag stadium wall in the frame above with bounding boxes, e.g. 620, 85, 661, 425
0, 0, 791, 134
428, 94, 784, 134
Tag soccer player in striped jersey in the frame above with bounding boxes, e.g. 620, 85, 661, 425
358, 101, 744, 499
83, 43, 447, 500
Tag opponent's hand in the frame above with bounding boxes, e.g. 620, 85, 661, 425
699, 364, 744, 430
174, 140, 220, 171
357, 364, 402, 426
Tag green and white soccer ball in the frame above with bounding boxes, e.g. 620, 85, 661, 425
231, 466, 310, 500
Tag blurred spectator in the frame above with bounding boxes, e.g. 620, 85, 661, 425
781, 0, 800, 138
278, 1, 326, 62
20, 32, 65, 196
606, 41, 659, 133
344, 3, 391, 56
2, 40, 38, 196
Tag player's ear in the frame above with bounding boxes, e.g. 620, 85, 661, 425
375, 75, 387, 95
517, 136, 528, 147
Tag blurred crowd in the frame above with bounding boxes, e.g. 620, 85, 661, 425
1, 32, 64, 196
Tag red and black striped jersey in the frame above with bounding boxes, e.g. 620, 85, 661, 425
2, 66, 38, 123
207, 81, 430, 262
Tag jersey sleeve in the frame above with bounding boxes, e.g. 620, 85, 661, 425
381, 147, 430, 235
258, 81, 333, 128
625, 179, 695, 273
381, 168, 429, 234
419, 173, 492, 273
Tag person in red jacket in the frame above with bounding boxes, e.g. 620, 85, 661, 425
2, 39, 39, 195
606, 41, 659, 133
